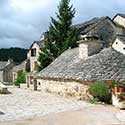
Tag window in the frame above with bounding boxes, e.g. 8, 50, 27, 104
34, 61, 38, 71
116, 42, 118, 45
38, 82, 41, 85
31, 49, 36, 57
123, 48, 125, 50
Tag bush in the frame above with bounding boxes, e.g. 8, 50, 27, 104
89, 81, 111, 104
107, 80, 117, 88
15, 70, 26, 86
89, 98, 99, 104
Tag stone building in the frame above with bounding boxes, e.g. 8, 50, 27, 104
26, 13, 125, 97
12, 61, 26, 83
75, 16, 125, 47
0, 59, 15, 83
113, 14, 125, 28
26, 32, 46, 73
26, 33, 125, 99
26, 32, 47, 90
26, 41, 40, 72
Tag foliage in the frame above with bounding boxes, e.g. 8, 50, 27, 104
89, 81, 112, 104
0, 48, 27, 63
38, 0, 78, 71
107, 80, 117, 89
15, 70, 26, 86
89, 98, 99, 104
119, 92, 125, 102
119, 82, 125, 88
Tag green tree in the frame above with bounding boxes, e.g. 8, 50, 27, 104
89, 81, 112, 104
0, 48, 27, 63
38, 0, 78, 70
14, 70, 26, 86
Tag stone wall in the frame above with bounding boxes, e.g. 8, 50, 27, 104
3, 63, 15, 83
79, 41, 103, 60
87, 42, 103, 56
37, 79, 90, 100
79, 43, 88, 59
0, 71, 3, 82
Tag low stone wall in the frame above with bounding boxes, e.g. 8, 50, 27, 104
37, 79, 90, 100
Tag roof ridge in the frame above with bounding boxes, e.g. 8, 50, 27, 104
82, 16, 112, 34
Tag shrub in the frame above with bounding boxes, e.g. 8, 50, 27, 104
119, 92, 125, 102
89, 81, 112, 104
119, 82, 125, 88
107, 80, 117, 88
89, 98, 99, 104
15, 70, 26, 86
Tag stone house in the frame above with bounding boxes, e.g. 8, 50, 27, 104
26, 34, 125, 99
27, 13, 125, 95
0, 59, 15, 83
26, 41, 40, 72
26, 32, 47, 90
26, 32, 46, 73
75, 16, 125, 47
12, 61, 26, 83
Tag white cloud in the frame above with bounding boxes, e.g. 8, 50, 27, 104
10, 0, 53, 13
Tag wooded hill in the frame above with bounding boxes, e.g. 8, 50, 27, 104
0, 48, 27, 63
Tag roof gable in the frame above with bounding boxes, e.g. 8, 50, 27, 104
113, 13, 125, 20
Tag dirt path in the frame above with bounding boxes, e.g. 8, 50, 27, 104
0, 105, 123, 125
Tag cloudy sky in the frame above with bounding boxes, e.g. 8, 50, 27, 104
0, 0, 125, 48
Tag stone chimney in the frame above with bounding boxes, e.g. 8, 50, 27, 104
78, 34, 103, 60
40, 34, 45, 41
40, 32, 47, 41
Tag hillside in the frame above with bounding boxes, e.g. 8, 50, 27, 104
0, 48, 28, 63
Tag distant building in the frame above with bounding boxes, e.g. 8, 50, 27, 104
26, 41, 41, 72
113, 14, 125, 28
0, 59, 15, 83
26, 32, 47, 73
26, 32, 47, 90
112, 34, 125, 55
12, 61, 26, 83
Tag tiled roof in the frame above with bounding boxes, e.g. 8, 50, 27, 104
0, 61, 8, 70
36, 41, 45, 48
13, 61, 26, 72
74, 16, 118, 47
36, 47, 125, 82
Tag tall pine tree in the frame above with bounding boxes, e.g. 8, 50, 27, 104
38, 0, 78, 70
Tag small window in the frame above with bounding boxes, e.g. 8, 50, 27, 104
116, 42, 118, 45
38, 82, 41, 85
123, 48, 125, 50
31, 48, 36, 57
34, 61, 38, 71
